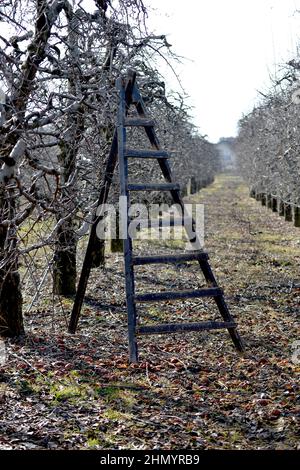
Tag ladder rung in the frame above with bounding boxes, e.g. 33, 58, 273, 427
135, 288, 222, 303
135, 217, 193, 229
132, 252, 209, 265
124, 118, 155, 127
137, 321, 236, 335
125, 149, 169, 159
127, 183, 180, 191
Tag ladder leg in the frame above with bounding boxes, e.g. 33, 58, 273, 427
214, 296, 244, 352
124, 237, 138, 363
158, 157, 243, 350
68, 226, 100, 333
199, 260, 244, 352
68, 132, 118, 333
135, 87, 198, 239
117, 76, 139, 363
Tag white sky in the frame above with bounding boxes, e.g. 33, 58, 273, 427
144, 0, 300, 142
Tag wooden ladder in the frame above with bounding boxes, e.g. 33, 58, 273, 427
68, 70, 244, 362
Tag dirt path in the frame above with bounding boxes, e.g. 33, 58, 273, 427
0, 174, 299, 450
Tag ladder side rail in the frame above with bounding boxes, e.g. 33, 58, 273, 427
116, 77, 139, 362
199, 259, 244, 351
68, 132, 118, 333
132, 83, 202, 249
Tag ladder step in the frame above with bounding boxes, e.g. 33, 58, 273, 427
132, 252, 209, 265
137, 321, 236, 335
124, 118, 155, 127
125, 148, 169, 159
135, 288, 222, 303
127, 183, 180, 191
135, 217, 193, 229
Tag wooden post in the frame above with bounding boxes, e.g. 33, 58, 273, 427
261, 194, 266, 206
284, 203, 293, 222
294, 207, 300, 227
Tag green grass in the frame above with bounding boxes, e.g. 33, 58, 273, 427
87, 437, 101, 448
102, 409, 132, 421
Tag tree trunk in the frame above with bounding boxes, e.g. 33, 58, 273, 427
0, 264, 24, 337
53, 12, 83, 295
190, 176, 197, 194
267, 194, 272, 209
97, 124, 116, 260
294, 207, 300, 227
110, 210, 123, 253
90, 238, 105, 268
0, 193, 24, 337
53, 220, 77, 295
53, 139, 78, 295
284, 203, 293, 222
278, 199, 284, 216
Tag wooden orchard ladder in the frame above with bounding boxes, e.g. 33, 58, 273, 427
69, 70, 244, 362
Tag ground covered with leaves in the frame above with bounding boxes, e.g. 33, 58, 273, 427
0, 174, 299, 450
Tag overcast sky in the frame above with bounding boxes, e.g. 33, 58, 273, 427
144, 0, 300, 142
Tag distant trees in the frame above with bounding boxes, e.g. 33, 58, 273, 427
235, 59, 300, 219
0, 0, 219, 337
217, 137, 236, 172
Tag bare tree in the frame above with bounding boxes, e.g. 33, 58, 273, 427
0, 0, 220, 338
235, 58, 300, 209
0, 0, 153, 333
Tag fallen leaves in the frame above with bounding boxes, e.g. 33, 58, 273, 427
0, 175, 299, 450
